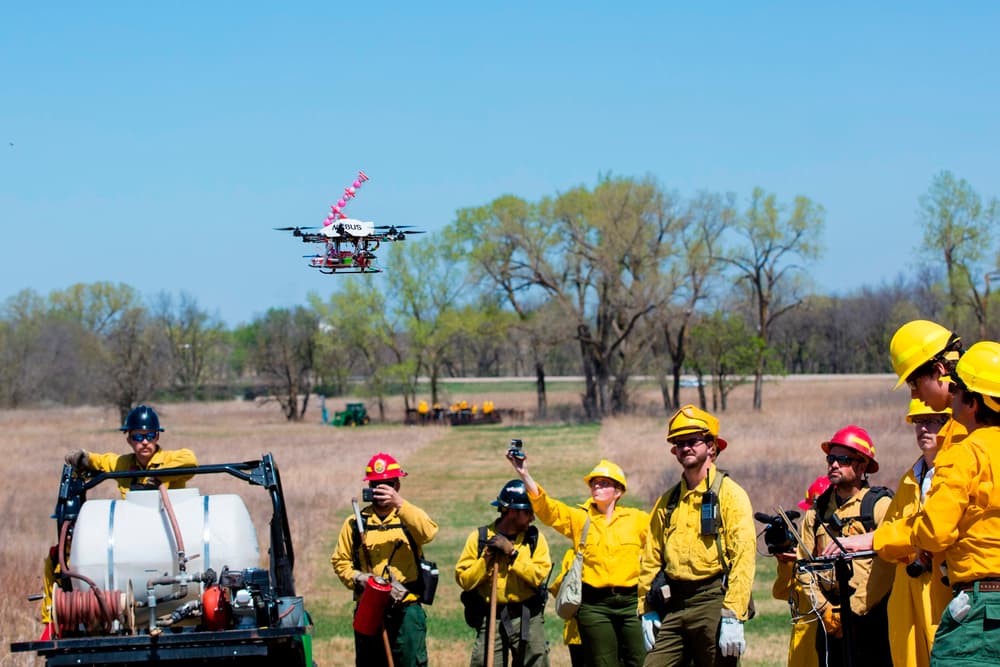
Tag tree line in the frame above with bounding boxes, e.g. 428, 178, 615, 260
2, 171, 996, 421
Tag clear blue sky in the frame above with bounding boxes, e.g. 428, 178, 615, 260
2, 3, 997, 326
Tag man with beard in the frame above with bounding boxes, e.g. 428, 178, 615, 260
797, 426, 894, 667
639, 405, 755, 666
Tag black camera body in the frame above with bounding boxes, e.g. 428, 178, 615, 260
754, 511, 800, 555
507, 438, 525, 460
362, 487, 374, 502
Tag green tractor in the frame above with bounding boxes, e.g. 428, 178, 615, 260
330, 402, 370, 427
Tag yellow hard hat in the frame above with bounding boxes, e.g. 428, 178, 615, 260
666, 405, 728, 451
889, 320, 957, 389
905, 398, 951, 424
955, 341, 1000, 411
583, 459, 627, 492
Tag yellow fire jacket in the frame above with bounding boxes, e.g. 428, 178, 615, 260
529, 483, 648, 589
772, 559, 819, 667
798, 486, 894, 615
455, 521, 551, 604
872, 458, 952, 667
638, 464, 756, 620
87, 447, 198, 499
875, 426, 1000, 586
330, 502, 439, 603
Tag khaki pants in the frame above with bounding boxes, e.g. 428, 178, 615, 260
643, 577, 737, 667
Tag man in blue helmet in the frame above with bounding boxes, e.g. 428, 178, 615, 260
64, 404, 198, 498
456, 479, 552, 667
41, 405, 198, 639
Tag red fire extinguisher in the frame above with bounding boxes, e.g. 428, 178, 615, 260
353, 575, 392, 636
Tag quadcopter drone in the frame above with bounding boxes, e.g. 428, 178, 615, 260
274, 171, 425, 274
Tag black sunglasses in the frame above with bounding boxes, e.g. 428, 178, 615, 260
826, 454, 860, 466
130, 432, 159, 443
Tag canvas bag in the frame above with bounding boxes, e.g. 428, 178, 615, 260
554, 516, 591, 620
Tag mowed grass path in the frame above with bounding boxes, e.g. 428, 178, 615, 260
309, 422, 790, 667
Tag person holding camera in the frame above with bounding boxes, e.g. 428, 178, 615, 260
638, 405, 755, 667
765, 475, 828, 667
455, 479, 552, 667
330, 452, 439, 667
507, 445, 648, 667
796, 426, 894, 667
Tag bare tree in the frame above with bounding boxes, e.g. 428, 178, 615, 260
99, 306, 166, 422
152, 292, 228, 400
250, 307, 319, 421
720, 188, 824, 410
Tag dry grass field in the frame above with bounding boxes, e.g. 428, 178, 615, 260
0, 376, 918, 666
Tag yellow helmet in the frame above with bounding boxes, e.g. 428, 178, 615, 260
583, 459, 627, 492
954, 341, 1000, 411
666, 405, 728, 451
889, 320, 957, 389
905, 398, 950, 424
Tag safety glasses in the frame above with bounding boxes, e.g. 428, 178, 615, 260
826, 454, 860, 466
130, 432, 159, 443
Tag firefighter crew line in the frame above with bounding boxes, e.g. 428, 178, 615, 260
51, 317, 1000, 667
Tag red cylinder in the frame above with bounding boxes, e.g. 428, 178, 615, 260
353, 576, 392, 636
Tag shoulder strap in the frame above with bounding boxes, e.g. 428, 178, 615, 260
859, 486, 893, 532
576, 516, 591, 551
664, 482, 683, 525
710, 470, 730, 577
477, 525, 489, 554
811, 486, 836, 536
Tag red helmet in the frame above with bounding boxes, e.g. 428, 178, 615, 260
822, 425, 878, 473
798, 475, 831, 511
363, 453, 407, 481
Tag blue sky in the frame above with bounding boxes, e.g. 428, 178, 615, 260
2, 3, 997, 326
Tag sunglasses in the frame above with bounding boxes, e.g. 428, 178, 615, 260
130, 432, 159, 443
912, 416, 948, 428
826, 454, 860, 466
672, 437, 705, 449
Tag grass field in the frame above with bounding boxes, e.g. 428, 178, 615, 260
0, 375, 917, 666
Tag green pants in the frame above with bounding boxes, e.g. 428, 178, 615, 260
931, 586, 1000, 666
470, 603, 549, 667
354, 603, 428, 667
643, 578, 737, 667
576, 592, 645, 667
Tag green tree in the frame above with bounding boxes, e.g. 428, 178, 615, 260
720, 188, 824, 410
688, 311, 758, 412
918, 170, 999, 338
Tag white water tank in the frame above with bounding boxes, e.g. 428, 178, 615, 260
69, 489, 260, 606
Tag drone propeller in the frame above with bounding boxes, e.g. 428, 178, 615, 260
374, 225, 420, 230
275, 226, 319, 237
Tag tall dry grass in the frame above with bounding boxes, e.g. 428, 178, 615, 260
1, 377, 917, 666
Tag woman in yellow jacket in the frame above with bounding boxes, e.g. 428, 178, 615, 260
508, 454, 649, 667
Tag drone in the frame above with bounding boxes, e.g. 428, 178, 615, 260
274, 171, 425, 274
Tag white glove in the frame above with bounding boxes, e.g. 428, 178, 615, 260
718, 615, 746, 657
389, 579, 409, 603
948, 590, 971, 623
641, 611, 661, 651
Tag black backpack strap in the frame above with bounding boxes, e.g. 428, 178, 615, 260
810, 486, 835, 542
859, 486, 893, 532
663, 482, 683, 525
709, 470, 730, 579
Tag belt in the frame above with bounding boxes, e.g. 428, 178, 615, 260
953, 578, 1000, 594
581, 583, 638, 602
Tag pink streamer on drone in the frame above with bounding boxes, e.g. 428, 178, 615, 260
324, 170, 370, 226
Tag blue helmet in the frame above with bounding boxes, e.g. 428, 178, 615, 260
120, 405, 164, 432
491, 479, 531, 510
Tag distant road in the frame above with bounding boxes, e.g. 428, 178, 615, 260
433, 374, 897, 383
